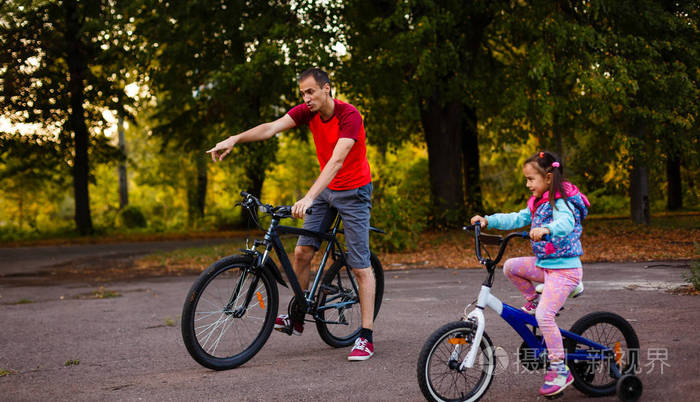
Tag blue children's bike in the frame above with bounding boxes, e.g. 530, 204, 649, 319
416, 223, 643, 401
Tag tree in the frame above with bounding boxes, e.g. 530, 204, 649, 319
1, 1, 135, 234
128, 0, 332, 225
337, 0, 507, 227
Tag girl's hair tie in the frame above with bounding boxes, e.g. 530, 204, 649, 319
539, 152, 545, 158
552, 162, 560, 168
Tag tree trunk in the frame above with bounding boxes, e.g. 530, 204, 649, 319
118, 116, 129, 209
64, 0, 93, 235
666, 155, 683, 210
630, 163, 650, 225
196, 152, 207, 216
420, 97, 465, 228
186, 153, 207, 226
462, 105, 483, 215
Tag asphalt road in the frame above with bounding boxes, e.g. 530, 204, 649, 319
0, 243, 697, 401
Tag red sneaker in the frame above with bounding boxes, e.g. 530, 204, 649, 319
274, 314, 303, 336
347, 337, 374, 361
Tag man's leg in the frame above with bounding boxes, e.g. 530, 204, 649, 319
293, 245, 315, 291
333, 183, 375, 360
274, 191, 332, 335
353, 266, 375, 330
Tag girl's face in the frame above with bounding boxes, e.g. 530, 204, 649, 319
523, 162, 551, 198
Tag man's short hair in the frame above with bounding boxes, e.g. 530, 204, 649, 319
298, 68, 331, 90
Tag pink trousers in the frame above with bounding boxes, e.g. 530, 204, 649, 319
503, 256, 582, 361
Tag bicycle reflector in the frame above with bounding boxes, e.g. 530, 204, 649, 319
257, 292, 265, 309
615, 342, 623, 366
448, 337, 469, 345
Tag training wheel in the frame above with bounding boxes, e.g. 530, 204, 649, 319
616, 374, 643, 401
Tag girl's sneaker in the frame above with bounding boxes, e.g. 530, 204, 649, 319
539, 365, 574, 396
521, 298, 538, 315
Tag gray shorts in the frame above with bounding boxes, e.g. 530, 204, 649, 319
296, 182, 373, 269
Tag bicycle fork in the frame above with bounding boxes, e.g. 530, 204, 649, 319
460, 285, 503, 370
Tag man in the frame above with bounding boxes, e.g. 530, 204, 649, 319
207, 68, 376, 361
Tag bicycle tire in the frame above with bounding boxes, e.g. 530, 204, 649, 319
181, 255, 278, 370
417, 321, 495, 402
565, 311, 640, 397
315, 252, 384, 348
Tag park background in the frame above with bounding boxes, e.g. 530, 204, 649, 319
1, 1, 698, 268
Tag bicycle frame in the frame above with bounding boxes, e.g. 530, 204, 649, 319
460, 225, 621, 377
262, 212, 348, 312
234, 203, 360, 324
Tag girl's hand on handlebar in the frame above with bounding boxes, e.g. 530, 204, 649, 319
470, 215, 488, 228
529, 227, 551, 241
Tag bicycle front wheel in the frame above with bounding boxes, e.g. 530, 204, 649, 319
417, 321, 495, 402
181, 255, 278, 370
315, 252, 384, 348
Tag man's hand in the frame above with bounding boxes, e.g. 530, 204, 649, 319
470, 215, 488, 228
530, 227, 551, 241
207, 136, 237, 162
292, 197, 314, 219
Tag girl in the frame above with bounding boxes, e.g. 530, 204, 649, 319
471, 151, 590, 397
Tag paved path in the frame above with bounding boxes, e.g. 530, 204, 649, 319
0, 239, 234, 276
0, 254, 696, 401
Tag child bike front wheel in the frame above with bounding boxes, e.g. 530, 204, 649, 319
417, 321, 496, 402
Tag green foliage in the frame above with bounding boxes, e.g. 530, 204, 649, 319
116, 206, 147, 229
684, 244, 700, 291
370, 152, 430, 252
586, 189, 629, 215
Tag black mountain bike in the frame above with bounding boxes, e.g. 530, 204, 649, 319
181, 191, 385, 370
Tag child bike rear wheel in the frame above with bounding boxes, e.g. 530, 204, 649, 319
417, 321, 495, 402
315, 253, 384, 347
566, 311, 640, 397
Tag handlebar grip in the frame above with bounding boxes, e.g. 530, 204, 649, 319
306, 208, 312, 215
240, 191, 250, 197
520, 231, 552, 242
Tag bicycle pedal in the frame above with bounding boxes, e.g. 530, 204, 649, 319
274, 326, 293, 336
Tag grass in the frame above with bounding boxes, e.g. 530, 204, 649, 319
164, 316, 175, 327
64, 359, 80, 367
0, 368, 15, 376
72, 287, 121, 299
12, 298, 34, 305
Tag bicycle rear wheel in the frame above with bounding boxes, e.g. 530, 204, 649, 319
181, 255, 278, 370
565, 311, 640, 397
417, 321, 495, 402
315, 252, 384, 348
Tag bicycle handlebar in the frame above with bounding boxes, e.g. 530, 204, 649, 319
239, 191, 311, 219
464, 223, 551, 268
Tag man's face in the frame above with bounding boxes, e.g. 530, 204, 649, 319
299, 76, 329, 112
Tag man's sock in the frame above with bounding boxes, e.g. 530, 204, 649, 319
359, 328, 373, 343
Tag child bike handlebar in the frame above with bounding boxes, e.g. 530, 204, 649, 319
464, 223, 551, 269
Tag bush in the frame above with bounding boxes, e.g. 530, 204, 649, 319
683, 243, 700, 291
116, 205, 147, 229
586, 189, 628, 215
370, 158, 430, 252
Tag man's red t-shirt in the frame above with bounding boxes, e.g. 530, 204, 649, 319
287, 99, 371, 191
